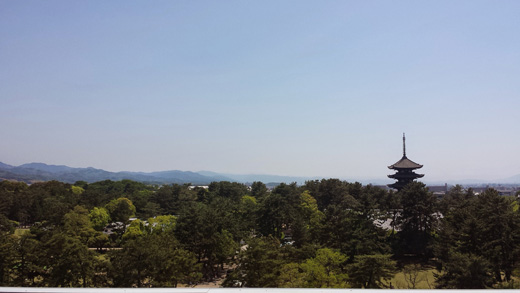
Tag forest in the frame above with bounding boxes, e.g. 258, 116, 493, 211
1, 178, 520, 288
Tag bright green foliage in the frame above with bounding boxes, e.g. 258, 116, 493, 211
294, 190, 324, 246
122, 219, 145, 241
89, 207, 110, 231
300, 191, 320, 220
147, 215, 177, 234
105, 198, 136, 223
347, 254, 397, 288
300, 248, 349, 288
240, 195, 257, 208
71, 186, 85, 195
278, 248, 349, 288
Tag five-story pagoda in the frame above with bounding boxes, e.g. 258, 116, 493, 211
388, 134, 424, 191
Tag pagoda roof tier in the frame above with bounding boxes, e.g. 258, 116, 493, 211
388, 155, 423, 170
388, 172, 424, 179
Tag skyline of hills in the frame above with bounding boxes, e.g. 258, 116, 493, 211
0, 161, 319, 185
1, 161, 519, 186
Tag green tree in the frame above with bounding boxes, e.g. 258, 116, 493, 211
238, 195, 258, 236
122, 219, 146, 241
63, 206, 97, 245
40, 232, 96, 287
109, 234, 200, 287
257, 183, 302, 241
436, 188, 520, 287
347, 254, 396, 288
105, 198, 136, 223
293, 190, 323, 246
89, 207, 110, 231
151, 184, 196, 215
435, 252, 493, 289
303, 179, 357, 211
0, 227, 16, 285
11, 232, 42, 286
278, 248, 350, 288
71, 185, 85, 195
147, 215, 177, 234
319, 198, 388, 258
223, 237, 283, 287
395, 182, 438, 257
175, 201, 238, 280
475, 189, 520, 282
251, 181, 268, 199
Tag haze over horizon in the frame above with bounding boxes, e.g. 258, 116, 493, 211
2, 1, 520, 183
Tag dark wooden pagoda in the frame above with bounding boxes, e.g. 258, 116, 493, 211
388, 134, 424, 191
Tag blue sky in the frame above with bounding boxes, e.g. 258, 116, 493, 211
1, 1, 520, 182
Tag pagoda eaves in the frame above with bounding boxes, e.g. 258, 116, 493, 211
387, 134, 424, 191
388, 156, 423, 169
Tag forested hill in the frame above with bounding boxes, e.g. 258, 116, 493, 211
0, 162, 228, 184
0, 162, 315, 185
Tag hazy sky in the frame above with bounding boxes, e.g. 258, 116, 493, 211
1, 1, 520, 183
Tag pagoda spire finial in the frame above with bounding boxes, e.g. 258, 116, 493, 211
403, 133, 406, 157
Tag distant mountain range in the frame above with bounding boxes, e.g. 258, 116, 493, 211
0, 162, 319, 185
1, 161, 519, 186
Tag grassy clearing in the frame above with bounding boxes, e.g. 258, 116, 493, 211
387, 266, 438, 289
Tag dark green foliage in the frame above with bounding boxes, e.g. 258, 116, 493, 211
435, 253, 493, 289
208, 181, 248, 202
109, 234, 201, 287
0, 231, 16, 285
395, 182, 438, 257
257, 183, 305, 241
4, 177, 520, 289
175, 200, 238, 280
151, 184, 196, 215
303, 179, 357, 211
250, 181, 268, 199
40, 232, 96, 287
223, 237, 283, 287
347, 254, 397, 288
435, 187, 520, 287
